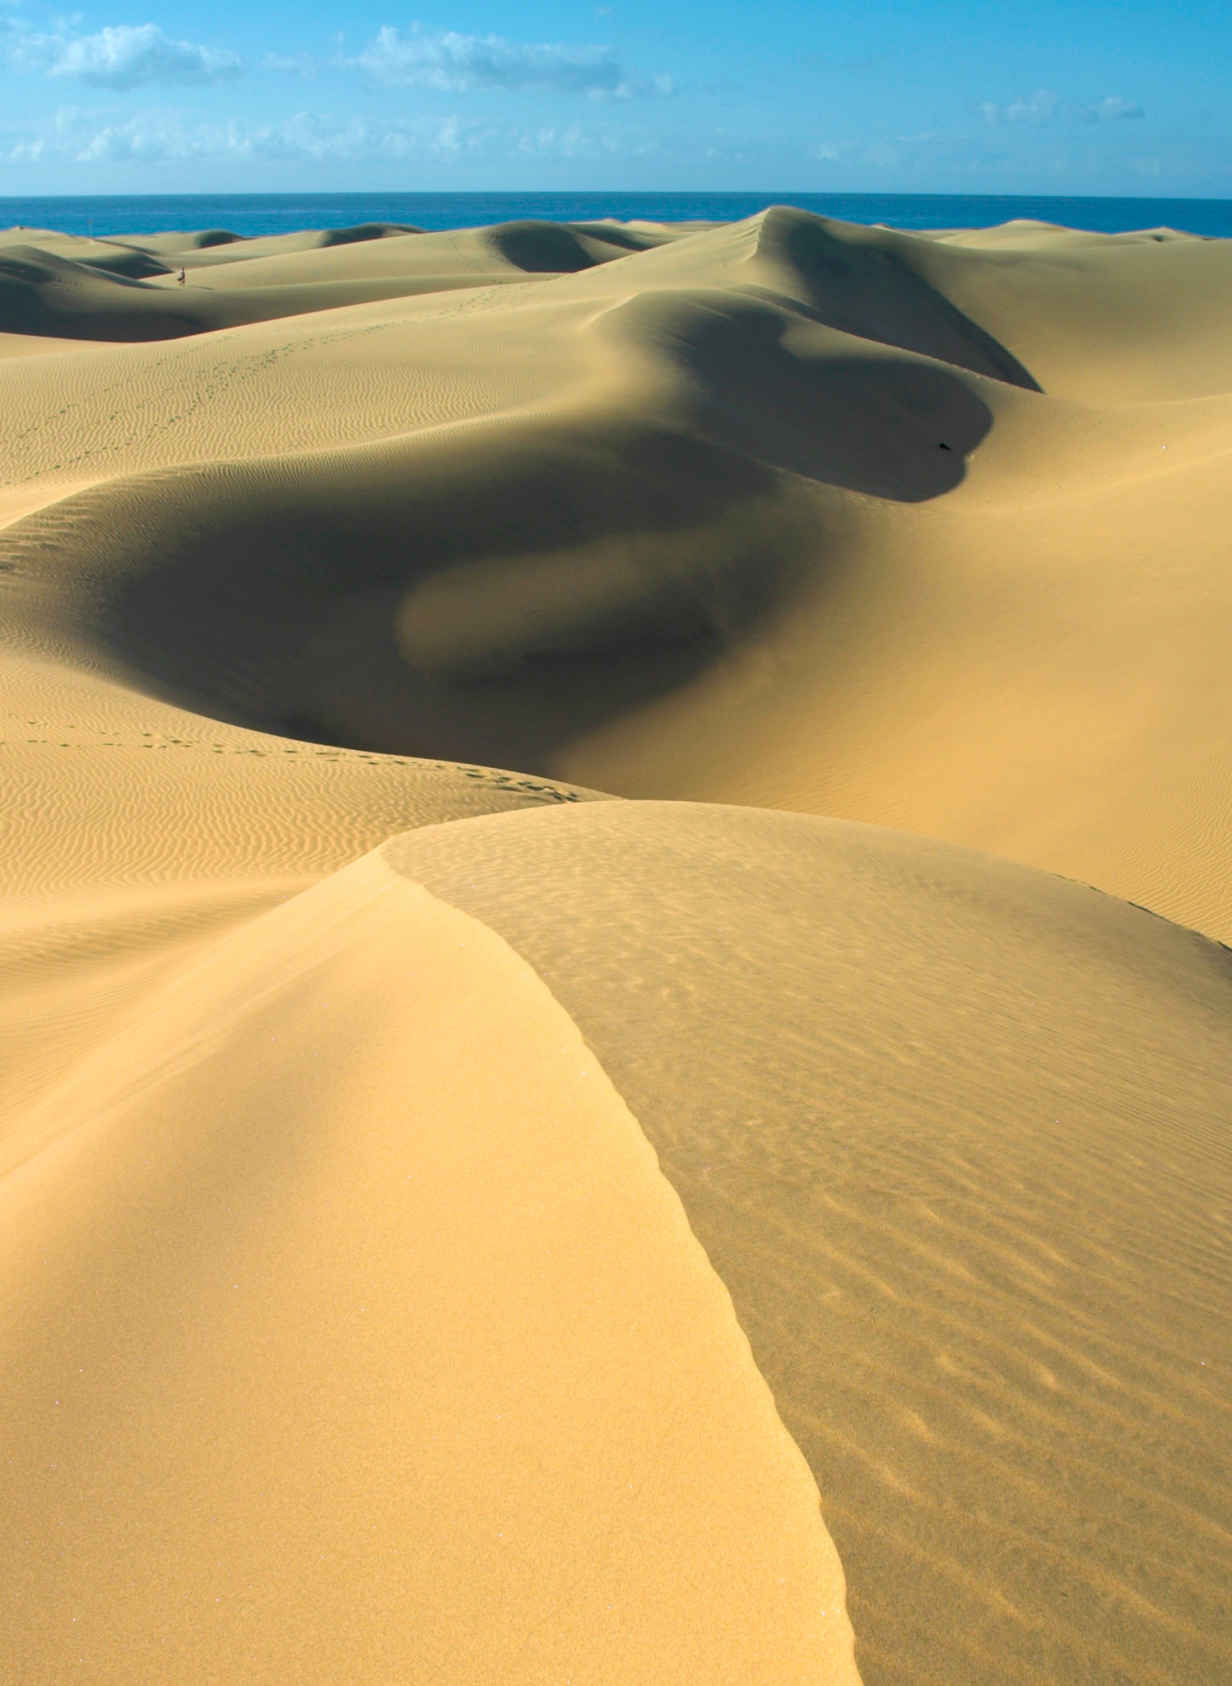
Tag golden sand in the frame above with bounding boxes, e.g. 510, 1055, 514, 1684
1, 209, 1229, 1682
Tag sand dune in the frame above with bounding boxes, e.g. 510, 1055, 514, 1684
0, 240, 540, 342
890, 222, 1232, 399
0, 219, 677, 343
604, 204, 1042, 385
1, 837, 860, 1685
161, 224, 651, 289
2, 206, 1230, 1682
390, 798, 1232, 1685
0, 227, 186, 279
5, 208, 1230, 929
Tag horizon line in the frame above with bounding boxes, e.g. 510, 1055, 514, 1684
2, 187, 1230, 204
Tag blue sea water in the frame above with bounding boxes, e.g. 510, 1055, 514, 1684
1, 190, 1231, 241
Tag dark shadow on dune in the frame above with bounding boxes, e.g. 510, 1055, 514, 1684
732, 349, 991, 497
117, 229, 242, 251
83, 229, 239, 273
74, 246, 174, 281
36, 417, 811, 772
0, 247, 206, 341
483, 221, 601, 273
0, 243, 499, 343
6, 285, 996, 774
0, 250, 68, 291
602, 289, 995, 497
569, 222, 676, 258
318, 222, 424, 246
0, 223, 601, 343
753, 205, 1042, 391
115, 224, 417, 255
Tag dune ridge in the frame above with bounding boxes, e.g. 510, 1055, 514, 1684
387, 799, 1232, 1684
2, 848, 858, 1684
2, 205, 1230, 1683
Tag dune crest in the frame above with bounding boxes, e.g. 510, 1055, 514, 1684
387, 798, 1232, 1686
1, 848, 860, 1684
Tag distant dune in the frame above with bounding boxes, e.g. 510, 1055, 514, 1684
2, 209, 1229, 1684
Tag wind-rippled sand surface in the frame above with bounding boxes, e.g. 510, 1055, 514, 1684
2, 209, 1229, 1683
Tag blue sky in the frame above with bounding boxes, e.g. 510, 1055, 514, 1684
0, 0, 1228, 196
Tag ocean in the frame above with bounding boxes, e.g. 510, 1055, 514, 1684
2, 190, 1231, 241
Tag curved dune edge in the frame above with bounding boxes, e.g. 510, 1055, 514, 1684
0, 848, 859, 1685
384, 799, 1232, 1686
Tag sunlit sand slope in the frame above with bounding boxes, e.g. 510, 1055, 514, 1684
3, 207, 1229, 934
387, 797, 1232, 1686
0, 642, 604, 1145
0, 845, 858, 1684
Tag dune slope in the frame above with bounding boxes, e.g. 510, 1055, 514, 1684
388, 797, 1232, 1686
4, 207, 1230, 932
1, 843, 858, 1684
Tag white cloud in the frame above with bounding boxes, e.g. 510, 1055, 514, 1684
810, 133, 936, 168
75, 113, 189, 162
14, 104, 657, 168
981, 89, 1060, 125
1082, 95, 1144, 122
57, 24, 240, 86
351, 26, 626, 94
5, 20, 240, 86
51, 107, 511, 166
503, 117, 659, 157
980, 89, 1144, 128
249, 111, 496, 161
264, 51, 315, 76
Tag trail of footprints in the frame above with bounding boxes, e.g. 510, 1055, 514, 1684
0, 341, 304, 486
1, 313, 412, 492
0, 720, 584, 804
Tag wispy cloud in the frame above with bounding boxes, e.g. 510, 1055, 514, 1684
980, 89, 1060, 125
980, 89, 1145, 128
1081, 95, 1144, 122
4, 20, 240, 87
263, 50, 315, 76
6, 103, 662, 168
514, 120, 659, 157
350, 26, 663, 97
68, 110, 448, 163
